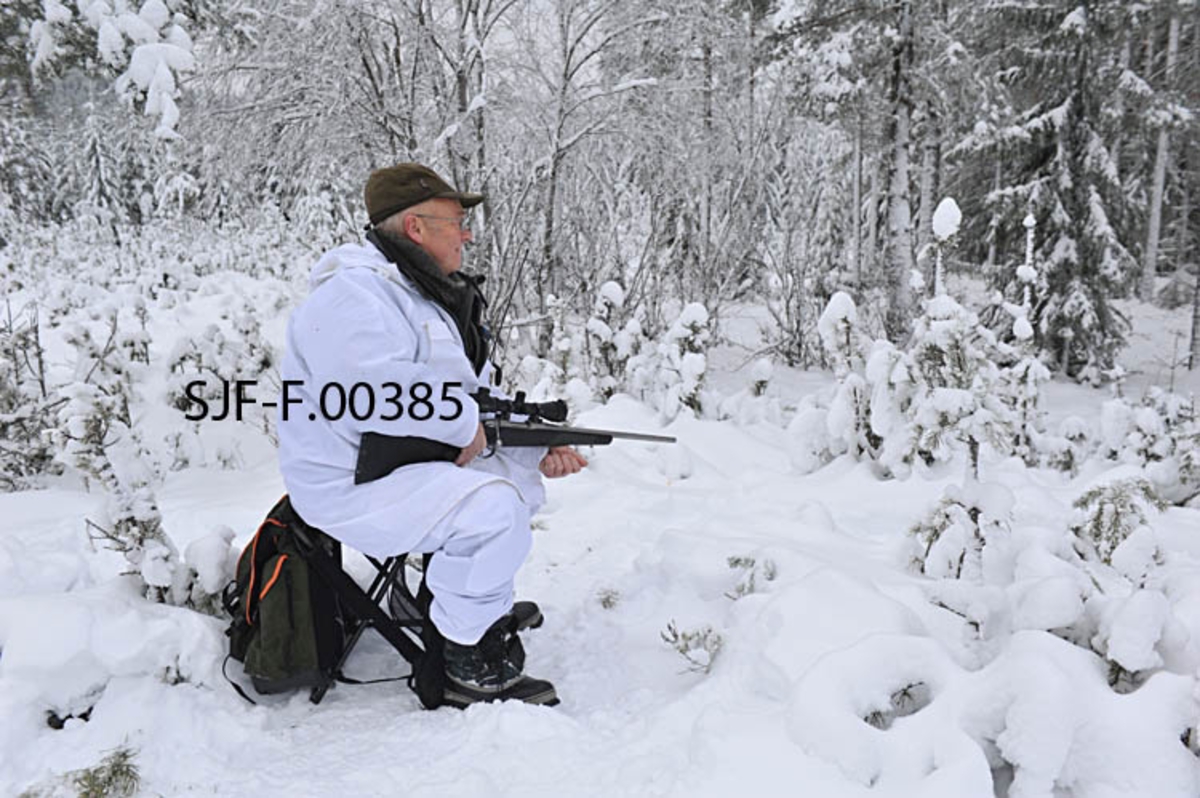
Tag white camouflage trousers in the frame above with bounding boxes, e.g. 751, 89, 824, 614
407, 482, 533, 645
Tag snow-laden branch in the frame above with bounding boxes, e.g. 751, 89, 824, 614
563, 77, 658, 120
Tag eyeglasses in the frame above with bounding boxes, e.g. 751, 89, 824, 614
413, 213, 471, 232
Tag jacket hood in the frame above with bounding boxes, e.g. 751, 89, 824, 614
308, 242, 400, 292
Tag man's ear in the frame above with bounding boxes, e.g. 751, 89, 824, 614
402, 213, 423, 244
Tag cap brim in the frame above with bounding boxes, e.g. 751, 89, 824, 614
436, 191, 484, 208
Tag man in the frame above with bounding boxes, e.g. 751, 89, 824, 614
277, 163, 586, 707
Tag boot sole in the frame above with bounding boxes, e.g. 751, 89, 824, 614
443, 683, 560, 709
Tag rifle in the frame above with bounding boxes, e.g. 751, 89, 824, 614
354, 388, 676, 485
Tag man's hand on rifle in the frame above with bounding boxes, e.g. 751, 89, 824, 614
455, 423, 488, 466
539, 446, 588, 478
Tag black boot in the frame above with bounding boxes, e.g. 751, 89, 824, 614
442, 616, 558, 708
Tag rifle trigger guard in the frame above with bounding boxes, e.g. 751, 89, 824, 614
480, 417, 500, 459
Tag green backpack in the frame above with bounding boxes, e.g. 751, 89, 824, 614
223, 496, 348, 696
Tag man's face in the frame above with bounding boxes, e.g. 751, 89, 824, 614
406, 198, 473, 275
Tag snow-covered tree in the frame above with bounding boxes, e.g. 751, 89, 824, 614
1065, 476, 1183, 686
815, 293, 882, 461
717, 359, 784, 427
0, 114, 51, 224
826, 371, 878, 462
1070, 477, 1166, 566
1036, 415, 1093, 476
1140, 3, 1188, 301
863, 339, 914, 466
910, 481, 1014, 583
1098, 389, 1200, 505
817, 291, 865, 378
30, 0, 196, 139
760, 121, 852, 366
586, 280, 644, 400
771, 1, 989, 340
882, 295, 1014, 480
53, 108, 122, 228
166, 299, 278, 441
997, 351, 1052, 467
962, 2, 1138, 379
628, 301, 711, 422
0, 298, 56, 489
47, 309, 182, 601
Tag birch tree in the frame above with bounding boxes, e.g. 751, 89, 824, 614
503, 0, 660, 324
1141, 4, 1184, 300
1188, 3, 1200, 367
883, 0, 916, 338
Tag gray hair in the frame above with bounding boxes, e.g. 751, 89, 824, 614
376, 210, 412, 239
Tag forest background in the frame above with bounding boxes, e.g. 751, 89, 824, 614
6, 0, 1199, 380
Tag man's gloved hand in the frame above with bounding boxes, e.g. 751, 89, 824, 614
455, 423, 487, 466
539, 446, 588, 478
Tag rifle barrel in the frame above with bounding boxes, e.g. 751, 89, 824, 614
493, 420, 675, 445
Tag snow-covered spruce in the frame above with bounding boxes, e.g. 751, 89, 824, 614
31, 0, 197, 139
1099, 389, 1200, 505
816, 291, 864, 379
1069, 477, 1167, 566
894, 295, 1016, 480
627, 301, 711, 423
585, 280, 645, 400
802, 291, 1059, 482
909, 481, 1014, 583
716, 358, 784, 427
1034, 414, 1092, 476
166, 299, 279, 443
997, 349, 1051, 467
0, 298, 57, 489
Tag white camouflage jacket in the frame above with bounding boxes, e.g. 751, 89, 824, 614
277, 242, 545, 557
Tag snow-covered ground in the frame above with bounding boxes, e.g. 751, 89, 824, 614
2, 264, 1199, 796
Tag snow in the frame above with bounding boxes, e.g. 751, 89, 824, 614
2, 262, 1200, 796
115, 10, 160, 45
750, 358, 773, 384
43, 0, 72, 25
679, 351, 705, 383
818, 291, 857, 343
1011, 576, 1084, 631
1100, 589, 1172, 671
597, 280, 625, 310
164, 23, 192, 54
584, 316, 612, 343
1060, 7, 1088, 36
909, 268, 927, 292
145, 60, 181, 139
138, 0, 170, 31
67, 0, 197, 140
932, 197, 962, 241
97, 19, 124, 67
117, 42, 195, 94
138, 540, 175, 587
674, 301, 708, 330
28, 20, 59, 75
182, 526, 237, 595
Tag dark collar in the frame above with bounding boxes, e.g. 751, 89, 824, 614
366, 229, 490, 375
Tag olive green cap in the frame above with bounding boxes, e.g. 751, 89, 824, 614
364, 163, 483, 226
